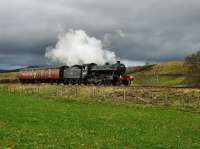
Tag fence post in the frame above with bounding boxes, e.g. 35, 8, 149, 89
151, 92, 154, 100
123, 89, 126, 101
102, 89, 105, 100
75, 86, 78, 97
164, 92, 168, 105
182, 94, 185, 108
93, 87, 96, 97
60, 87, 62, 96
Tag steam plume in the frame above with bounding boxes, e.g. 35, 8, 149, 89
45, 29, 116, 66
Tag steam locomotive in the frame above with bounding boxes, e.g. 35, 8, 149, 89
17, 61, 133, 86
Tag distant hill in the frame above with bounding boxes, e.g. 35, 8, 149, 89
126, 64, 155, 74
145, 61, 186, 75
0, 70, 9, 73
128, 61, 186, 75
0, 65, 50, 73
0, 69, 20, 73
128, 61, 188, 87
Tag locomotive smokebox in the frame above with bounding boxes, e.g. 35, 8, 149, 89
105, 62, 110, 65
117, 61, 120, 64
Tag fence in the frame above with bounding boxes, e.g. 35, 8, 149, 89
1, 84, 200, 110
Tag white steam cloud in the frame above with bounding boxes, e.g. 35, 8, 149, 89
45, 29, 117, 66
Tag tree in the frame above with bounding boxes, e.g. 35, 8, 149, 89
185, 51, 200, 75
185, 51, 200, 86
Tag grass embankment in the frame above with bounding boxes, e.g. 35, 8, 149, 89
0, 72, 18, 83
142, 61, 186, 75
0, 91, 200, 148
130, 61, 187, 86
0, 72, 17, 80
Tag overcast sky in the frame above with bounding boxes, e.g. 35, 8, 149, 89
1, 0, 200, 69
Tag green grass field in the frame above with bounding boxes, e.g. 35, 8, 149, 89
0, 91, 200, 148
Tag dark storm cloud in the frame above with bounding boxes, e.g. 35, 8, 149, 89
1, 0, 200, 68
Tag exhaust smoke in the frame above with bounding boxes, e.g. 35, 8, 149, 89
45, 29, 116, 66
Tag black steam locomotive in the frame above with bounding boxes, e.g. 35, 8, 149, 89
18, 61, 133, 86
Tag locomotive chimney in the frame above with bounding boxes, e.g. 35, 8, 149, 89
117, 61, 120, 64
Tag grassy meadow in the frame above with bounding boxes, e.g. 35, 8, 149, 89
0, 84, 200, 148
0, 91, 200, 148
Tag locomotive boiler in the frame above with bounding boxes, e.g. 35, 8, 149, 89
17, 61, 133, 85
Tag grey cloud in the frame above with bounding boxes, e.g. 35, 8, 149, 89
0, 0, 200, 68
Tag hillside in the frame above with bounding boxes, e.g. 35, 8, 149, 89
129, 61, 188, 87
0, 72, 18, 80
144, 61, 186, 75
129, 61, 186, 75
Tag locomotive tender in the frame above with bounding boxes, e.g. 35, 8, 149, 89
18, 61, 133, 85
